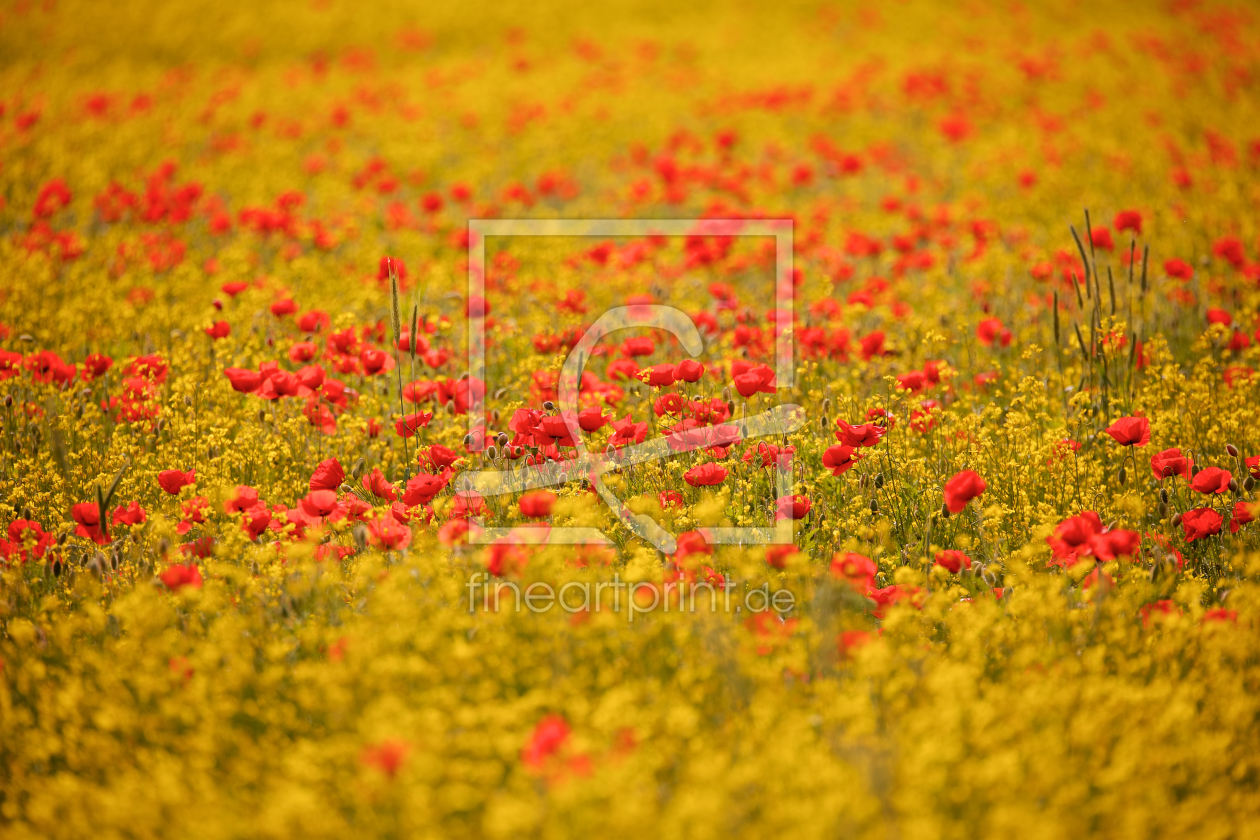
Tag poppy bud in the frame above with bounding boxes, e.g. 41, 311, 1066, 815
1117, 467, 1127, 485
445, 400, 455, 414
494, 388, 508, 400
257, 409, 267, 423
874, 474, 884, 488
820, 415, 828, 430
1229, 479, 1239, 493
543, 401, 555, 412
941, 502, 950, 517
1227, 443, 1239, 458
352, 524, 367, 552
3, 394, 11, 407
497, 432, 508, 447
726, 400, 735, 415
1191, 464, 1201, 477
1159, 488, 1169, 504
487, 446, 497, 459
870, 498, 879, 513
184, 395, 193, 407
339, 483, 353, 494
351, 458, 366, 480
823, 398, 832, 413
491, 409, 500, 425
57, 530, 69, 545
1158, 502, 1168, 517
52, 559, 62, 577
722, 387, 731, 401
158, 538, 170, 556
1171, 513, 1183, 527
1246, 476, 1256, 492
463, 434, 473, 446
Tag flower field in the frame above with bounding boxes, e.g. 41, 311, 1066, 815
4, 0, 1260, 836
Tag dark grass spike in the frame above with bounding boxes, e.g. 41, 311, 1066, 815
1107, 266, 1116, 316
1070, 225, 1091, 295
388, 260, 411, 480
1070, 269, 1085, 309
1140, 244, 1149, 295
1053, 291, 1061, 344
1073, 323, 1090, 361
1084, 208, 1096, 262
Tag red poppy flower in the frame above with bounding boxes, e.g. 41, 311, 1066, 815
224, 367, 263, 394
822, 444, 861, 476
1113, 209, 1142, 234
934, 550, 972, 573
403, 471, 449, 507
310, 458, 345, 491
520, 490, 557, 518
204, 321, 230, 340
1150, 448, 1192, 480
1190, 467, 1232, 494
367, 515, 412, 550
837, 629, 874, 658
110, 501, 146, 527
157, 469, 196, 495
943, 470, 986, 513
522, 715, 571, 770
1230, 501, 1256, 534
976, 318, 1012, 348
1104, 416, 1150, 447
159, 563, 203, 591
1164, 258, 1194, 280
676, 359, 705, 382
361, 468, 398, 501
1181, 507, 1223, 542
684, 463, 728, 487
732, 363, 776, 397
774, 495, 811, 520
395, 411, 433, 438
835, 420, 885, 448
609, 416, 647, 448
638, 363, 676, 387
830, 552, 876, 592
